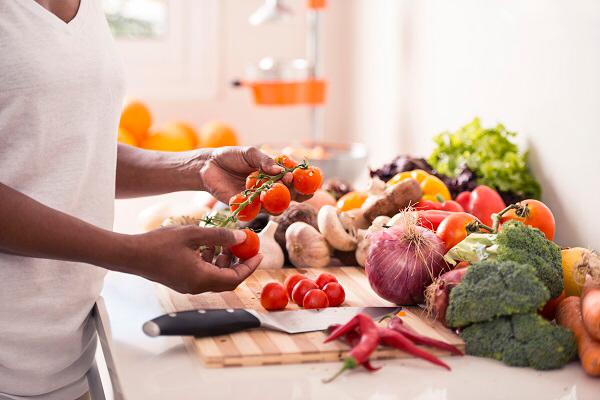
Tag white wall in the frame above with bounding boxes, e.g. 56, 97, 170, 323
349, 0, 600, 249
142, 0, 353, 145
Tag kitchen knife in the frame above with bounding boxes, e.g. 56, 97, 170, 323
142, 307, 399, 338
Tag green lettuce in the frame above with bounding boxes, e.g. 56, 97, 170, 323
428, 118, 541, 199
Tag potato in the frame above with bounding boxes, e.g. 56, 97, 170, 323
363, 178, 422, 222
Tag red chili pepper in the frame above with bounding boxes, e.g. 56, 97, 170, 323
416, 210, 452, 231
323, 315, 359, 343
387, 317, 463, 356
323, 314, 380, 383
378, 328, 451, 370
327, 324, 382, 372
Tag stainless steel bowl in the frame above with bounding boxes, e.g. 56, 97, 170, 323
260, 142, 368, 185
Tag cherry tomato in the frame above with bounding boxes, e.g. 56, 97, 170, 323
245, 171, 269, 190
337, 191, 368, 212
229, 229, 260, 260
292, 166, 323, 195
291, 279, 318, 305
260, 282, 288, 311
302, 289, 329, 309
315, 273, 338, 289
260, 183, 291, 215
500, 199, 555, 240
322, 282, 345, 307
274, 154, 298, 169
436, 212, 480, 252
284, 273, 306, 299
229, 192, 261, 222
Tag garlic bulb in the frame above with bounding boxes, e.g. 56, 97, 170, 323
161, 215, 200, 228
285, 222, 331, 268
257, 221, 285, 269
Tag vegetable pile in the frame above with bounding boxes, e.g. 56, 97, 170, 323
370, 118, 542, 204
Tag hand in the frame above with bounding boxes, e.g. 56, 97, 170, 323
197, 146, 284, 203
125, 226, 262, 294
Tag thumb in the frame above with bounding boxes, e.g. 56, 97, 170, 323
182, 226, 246, 247
243, 146, 283, 176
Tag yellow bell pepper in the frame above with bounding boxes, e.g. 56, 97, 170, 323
387, 169, 451, 201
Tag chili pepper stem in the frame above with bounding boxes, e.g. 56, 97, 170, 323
322, 357, 358, 384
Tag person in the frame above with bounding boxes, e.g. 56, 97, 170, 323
0, 1, 290, 399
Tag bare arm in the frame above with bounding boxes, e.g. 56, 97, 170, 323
115, 144, 204, 198
0, 182, 261, 293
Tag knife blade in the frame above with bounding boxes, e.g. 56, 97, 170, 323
142, 306, 399, 338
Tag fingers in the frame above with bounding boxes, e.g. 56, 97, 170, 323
243, 146, 283, 176
200, 246, 215, 263
182, 226, 246, 247
215, 253, 233, 268
199, 254, 262, 292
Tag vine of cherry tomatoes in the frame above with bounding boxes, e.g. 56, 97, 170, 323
260, 273, 346, 311
227, 155, 323, 260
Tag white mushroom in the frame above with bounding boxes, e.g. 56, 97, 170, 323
318, 205, 357, 251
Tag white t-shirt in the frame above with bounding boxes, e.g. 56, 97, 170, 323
0, 1, 124, 398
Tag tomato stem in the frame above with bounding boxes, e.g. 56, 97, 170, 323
202, 161, 310, 228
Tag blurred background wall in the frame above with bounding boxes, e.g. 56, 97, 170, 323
126, 0, 600, 248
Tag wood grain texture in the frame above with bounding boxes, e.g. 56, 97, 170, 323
156, 267, 464, 368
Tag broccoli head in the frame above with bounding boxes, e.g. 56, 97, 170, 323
460, 313, 576, 370
495, 221, 563, 298
446, 260, 550, 328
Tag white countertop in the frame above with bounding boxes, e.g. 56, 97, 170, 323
101, 196, 600, 400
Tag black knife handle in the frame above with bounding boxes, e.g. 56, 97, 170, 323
143, 309, 261, 338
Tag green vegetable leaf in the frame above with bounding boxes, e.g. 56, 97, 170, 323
428, 118, 541, 199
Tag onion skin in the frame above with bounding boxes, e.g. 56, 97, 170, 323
426, 266, 469, 325
365, 224, 448, 305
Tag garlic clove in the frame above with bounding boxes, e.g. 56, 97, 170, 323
257, 221, 285, 269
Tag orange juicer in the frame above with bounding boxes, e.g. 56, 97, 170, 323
233, 0, 327, 141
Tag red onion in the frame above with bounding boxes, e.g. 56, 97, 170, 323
425, 266, 469, 325
365, 215, 448, 305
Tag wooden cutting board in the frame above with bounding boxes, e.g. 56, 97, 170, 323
156, 267, 463, 368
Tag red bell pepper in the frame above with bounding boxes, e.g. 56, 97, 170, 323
415, 198, 464, 212
455, 185, 505, 226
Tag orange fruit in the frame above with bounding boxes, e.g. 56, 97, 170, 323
119, 99, 152, 141
117, 127, 138, 146
199, 121, 239, 148
141, 121, 198, 152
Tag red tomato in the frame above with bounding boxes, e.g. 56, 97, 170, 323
260, 183, 291, 214
539, 290, 566, 320
467, 185, 506, 226
291, 279, 318, 305
274, 154, 298, 169
436, 212, 480, 252
229, 229, 260, 260
292, 166, 323, 195
302, 289, 329, 309
500, 199, 555, 240
229, 192, 261, 222
284, 274, 306, 299
245, 171, 269, 190
260, 282, 288, 311
322, 282, 345, 307
315, 273, 338, 289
